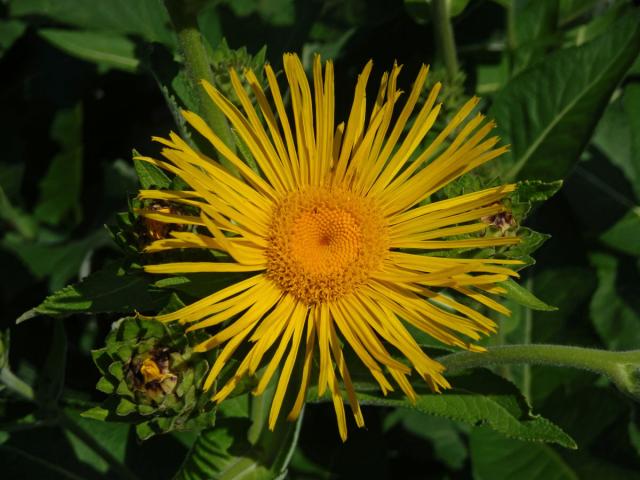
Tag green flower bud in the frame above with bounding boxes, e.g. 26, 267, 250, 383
83, 317, 216, 440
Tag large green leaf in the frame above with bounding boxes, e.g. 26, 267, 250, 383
470, 427, 578, 480
592, 85, 640, 198
10, 0, 175, 47
17, 263, 170, 322
39, 29, 139, 72
313, 369, 576, 448
511, 0, 559, 74
2, 229, 110, 292
488, 11, 640, 181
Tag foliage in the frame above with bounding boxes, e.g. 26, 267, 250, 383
1, 0, 640, 479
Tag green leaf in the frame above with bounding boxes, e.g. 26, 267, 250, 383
0, 19, 26, 57
38, 29, 139, 72
589, 253, 640, 350
501, 278, 558, 311
35, 321, 67, 409
176, 388, 302, 479
470, 426, 578, 480
0, 443, 88, 480
143, 44, 200, 149
174, 418, 272, 480
341, 370, 576, 448
2, 228, 110, 292
10, 0, 175, 47
488, 12, 640, 181
503, 227, 550, 265
558, 0, 599, 25
403, 0, 470, 24
134, 157, 172, 189
563, 1, 628, 47
384, 410, 467, 470
17, 262, 170, 322
512, 0, 560, 74
600, 209, 640, 256
61, 409, 129, 475
624, 83, 640, 196
34, 104, 83, 226
510, 180, 563, 221
592, 87, 640, 198
0, 185, 37, 240
0, 329, 9, 370
154, 273, 247, 301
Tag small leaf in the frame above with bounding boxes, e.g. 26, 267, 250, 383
503, 227, 550, 265
513, 180, 563, 207
134, 156, 172, 189
501, 278, 558, 311
510, 180, 563, 221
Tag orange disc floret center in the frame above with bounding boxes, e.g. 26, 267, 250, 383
289, 208, 361, 275
266, 187, 388, 304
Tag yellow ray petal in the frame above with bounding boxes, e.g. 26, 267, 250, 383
268, 302, 307, 430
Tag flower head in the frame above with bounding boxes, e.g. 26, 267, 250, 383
136, 53, 521, 440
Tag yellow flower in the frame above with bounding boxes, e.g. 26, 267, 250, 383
136, 53, 521, 440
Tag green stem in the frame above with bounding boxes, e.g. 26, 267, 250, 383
522, 278, 533, 399
439, 344, 640, 400
58, 411, 140, 480
163, 0, 236, 156
1, 367, 34, 401
432, 0, 459, 82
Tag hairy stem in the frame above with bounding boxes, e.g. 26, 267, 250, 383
439, 344, 640, 400
163, 0, 236, 157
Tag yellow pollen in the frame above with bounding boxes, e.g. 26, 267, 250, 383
266, 187, 388, 304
